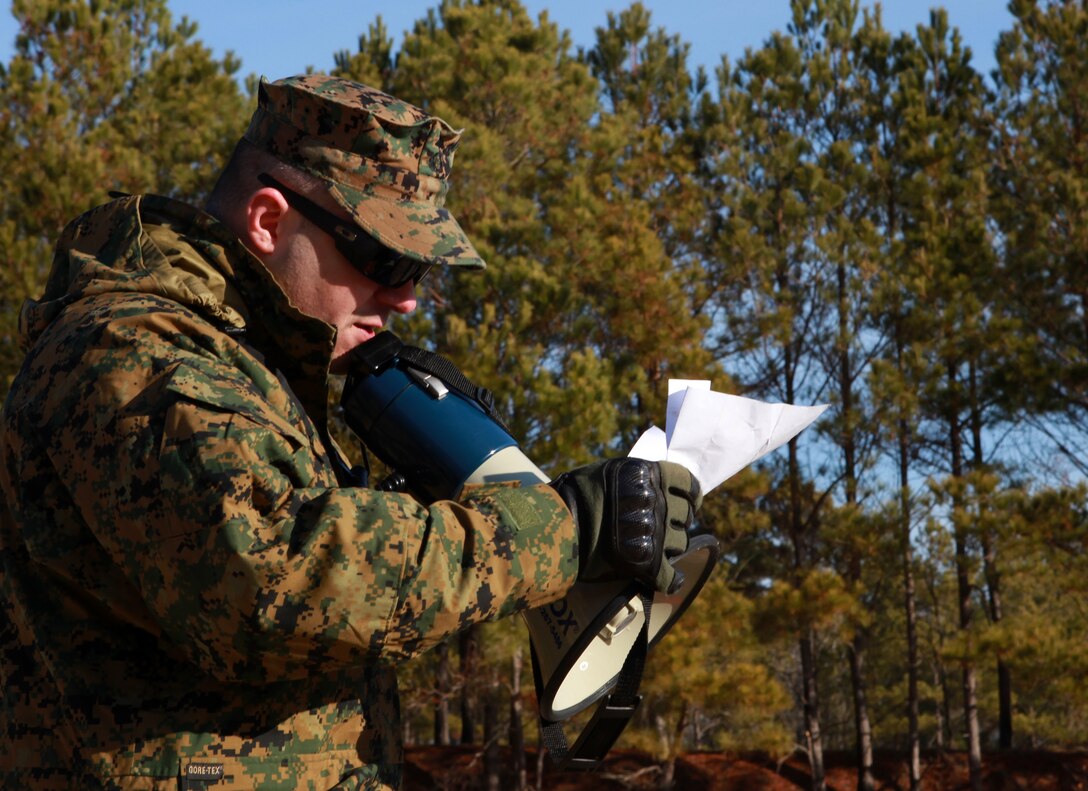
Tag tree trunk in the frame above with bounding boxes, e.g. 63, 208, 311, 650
655, 713, 677, 790
961, 661, 983, 791
460, 625, 480, 744
982, 529, 1013, 749
935, 650, 950, 752
902, 512, 921, 789
788, 416, 825, 791
997, 658, 1013, 749
899, 408, 921, 790
848, 634, 875, 791
483, 680, 501, 791
800, 630, 826, 791
949, 363, 983, 791
510, 648, 527, 791
535, 720, 547, 791
435, 640, 451, 746
837, 259, 875, 791
971, 361, 1013, 750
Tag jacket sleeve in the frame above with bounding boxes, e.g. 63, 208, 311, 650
36, 313, 579, 685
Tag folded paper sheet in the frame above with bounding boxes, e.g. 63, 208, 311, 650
628, 380, 828, 495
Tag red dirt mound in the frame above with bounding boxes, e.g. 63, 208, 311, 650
404, 746, 1088, 790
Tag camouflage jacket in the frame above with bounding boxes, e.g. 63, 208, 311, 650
0, 195, 578, 790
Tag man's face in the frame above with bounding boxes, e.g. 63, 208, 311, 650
266, 205, 418, 375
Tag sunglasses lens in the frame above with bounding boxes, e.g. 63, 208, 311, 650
257, 174, 439, 288
384, 258, 432, 288
356, 253, 432, 289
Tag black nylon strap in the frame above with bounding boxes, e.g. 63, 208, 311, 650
534, 591, 653, 772
394, 344, 510, 434
322, 426, 369, 488
347, 331, 510, 433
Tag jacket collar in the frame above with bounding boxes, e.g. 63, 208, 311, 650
24, 193, 338, 425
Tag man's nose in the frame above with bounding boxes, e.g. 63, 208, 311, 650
377, 279, 418, 314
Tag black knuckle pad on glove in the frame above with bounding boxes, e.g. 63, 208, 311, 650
551, 458, 694, 592
604, 459, 666, 576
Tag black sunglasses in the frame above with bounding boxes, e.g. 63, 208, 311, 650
257, 173, 432, 288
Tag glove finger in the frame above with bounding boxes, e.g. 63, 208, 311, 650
655, 558, 677, 594
667, 479, 702, 511
662, 521, 688, 557
661, 462, 701, 516
664, 489, 695, 534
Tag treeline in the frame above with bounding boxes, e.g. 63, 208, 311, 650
1, 1, 1086, 790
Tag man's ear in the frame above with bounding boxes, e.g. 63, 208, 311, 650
243, 187, 290, 256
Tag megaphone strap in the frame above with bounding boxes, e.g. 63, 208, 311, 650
534, 591, 653, 772
346, 330, 508, 432
392, 344, 511, 434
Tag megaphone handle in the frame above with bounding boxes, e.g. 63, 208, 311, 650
536, 591, 653, 772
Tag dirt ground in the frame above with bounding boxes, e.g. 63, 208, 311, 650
404, 745, 1088, 790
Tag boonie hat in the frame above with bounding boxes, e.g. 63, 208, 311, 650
243, 74, 485, 270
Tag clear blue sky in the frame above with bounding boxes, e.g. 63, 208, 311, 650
0, 1, 1014, 85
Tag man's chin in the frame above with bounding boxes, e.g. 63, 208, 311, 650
331, 328, 382, 375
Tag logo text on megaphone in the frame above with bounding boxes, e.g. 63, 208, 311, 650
536, 599, 580, 649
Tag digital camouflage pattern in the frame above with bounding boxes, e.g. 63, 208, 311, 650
0, 193, 578, 789
245, 75, 485, 271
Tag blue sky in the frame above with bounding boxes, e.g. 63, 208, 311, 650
0, 1, 1014, 85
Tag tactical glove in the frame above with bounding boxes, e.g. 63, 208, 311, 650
550, 459, 702, 594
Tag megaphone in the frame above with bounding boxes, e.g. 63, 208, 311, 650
341, 332, 719, 768
523, 534, 719, 719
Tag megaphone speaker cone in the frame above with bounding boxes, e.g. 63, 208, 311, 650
523, 579, 645, 721
647, 533, 721, 648
524, 532, 720, 722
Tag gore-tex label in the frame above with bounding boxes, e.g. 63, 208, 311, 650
186, 762, 224, 782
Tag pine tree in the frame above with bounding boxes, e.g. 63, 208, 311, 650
784, 3, 888, 786
0, 0, 247, 394
575, 1, 719, 443
705, 3, 848, 785
858, 10, 930, 786
997, 483, 1088, 742
333, 16, 396, 91
991, 0, 1088, 478
354, 0, 620, 468
335, 2, 604, 752
638, 572, 795, 784
881, 11, 1006, 787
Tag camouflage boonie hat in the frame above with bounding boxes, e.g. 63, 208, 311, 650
244, 74, 485, 270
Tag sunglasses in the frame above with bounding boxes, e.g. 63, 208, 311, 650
257, 173, 432, 288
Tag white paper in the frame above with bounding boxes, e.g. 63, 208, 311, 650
630, 383, 828, 494
628, 424, 667, 461
665, 379, 710, 446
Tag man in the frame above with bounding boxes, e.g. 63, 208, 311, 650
0, 75, 700, 790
